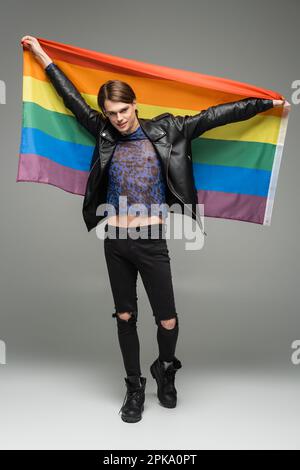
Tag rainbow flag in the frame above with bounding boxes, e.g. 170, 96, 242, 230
17, 37, 290, 226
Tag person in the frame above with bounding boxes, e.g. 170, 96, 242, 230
20, 35, 285, 424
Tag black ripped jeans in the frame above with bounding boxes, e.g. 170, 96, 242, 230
104, 223, 179, 377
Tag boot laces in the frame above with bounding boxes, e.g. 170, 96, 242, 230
118, 387, 144, 415
163, 366, 177, 389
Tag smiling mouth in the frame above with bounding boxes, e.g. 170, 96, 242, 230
118, 122, 127, 127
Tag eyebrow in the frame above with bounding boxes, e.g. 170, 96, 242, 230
107, 106, 129, 114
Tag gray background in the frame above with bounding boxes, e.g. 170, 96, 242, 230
0, 0, 299, 450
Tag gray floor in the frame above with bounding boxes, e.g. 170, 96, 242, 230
1, 357, 299, 450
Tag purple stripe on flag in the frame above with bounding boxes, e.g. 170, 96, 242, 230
16, 154, 88, 196
197, 189, 267, 224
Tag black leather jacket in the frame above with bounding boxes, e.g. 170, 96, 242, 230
45, 62, 274, 236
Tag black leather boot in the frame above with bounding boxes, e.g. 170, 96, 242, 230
119, 375, 147, 423
150, 357, 182, 408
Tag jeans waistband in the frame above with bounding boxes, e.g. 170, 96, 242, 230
105, 223, 167, 239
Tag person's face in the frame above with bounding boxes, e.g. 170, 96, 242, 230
103, 99, 139, 134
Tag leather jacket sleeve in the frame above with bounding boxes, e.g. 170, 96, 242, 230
44, 62, 105, 138
172, 97, 274, 141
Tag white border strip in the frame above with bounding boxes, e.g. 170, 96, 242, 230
263, 102, 291, 226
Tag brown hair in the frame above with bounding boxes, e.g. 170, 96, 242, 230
97, 80, 138, 116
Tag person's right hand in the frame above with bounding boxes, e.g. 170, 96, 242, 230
20, 35, 45, 58
273, 99, 286, 107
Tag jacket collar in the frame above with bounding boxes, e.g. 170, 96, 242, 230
100, 117, 166, 143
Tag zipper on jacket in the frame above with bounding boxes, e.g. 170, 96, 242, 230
89, 156, 100, 174
166, 144, 207, 237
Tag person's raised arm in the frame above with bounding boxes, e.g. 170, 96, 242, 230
172, 96, 285, 142
20, 35, 104, 138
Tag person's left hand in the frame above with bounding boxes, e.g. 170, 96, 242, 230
273, 99, 285, 107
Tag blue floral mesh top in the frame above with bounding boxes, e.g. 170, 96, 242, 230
106, 125, 168, 219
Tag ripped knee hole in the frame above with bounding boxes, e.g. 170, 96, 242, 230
160, 317, 178, 329
116, 312, 134, 322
